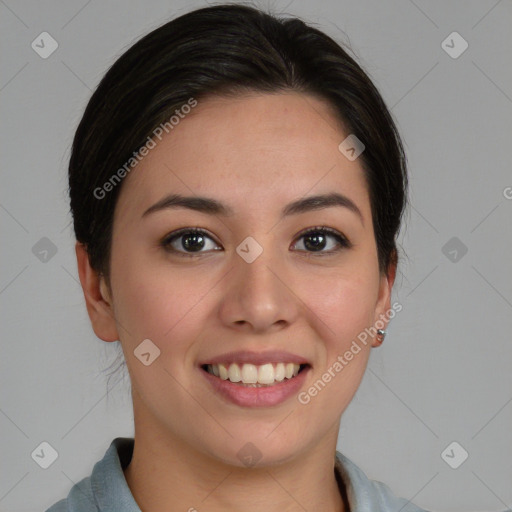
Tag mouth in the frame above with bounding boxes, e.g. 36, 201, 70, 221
198, 350, 312, 407
201, 362, 310, 387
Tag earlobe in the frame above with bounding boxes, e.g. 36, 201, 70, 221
75, 242, 119, 342
371, 260, 397, 348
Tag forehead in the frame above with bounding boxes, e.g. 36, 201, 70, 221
114, 92, 370, 225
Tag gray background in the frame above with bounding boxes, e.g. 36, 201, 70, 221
1, 1, 511, 511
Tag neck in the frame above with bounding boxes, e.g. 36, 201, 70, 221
123, 401, 347, 512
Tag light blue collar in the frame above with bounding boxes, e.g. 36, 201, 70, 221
83, 437, 428, 512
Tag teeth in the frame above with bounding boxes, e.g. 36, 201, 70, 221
241, 363, 258, 383
275, 363, 285, 382
218, 364, 228, 380
228, 363, 241, 382
206, 362, 302, 385
258, 363, 275, 384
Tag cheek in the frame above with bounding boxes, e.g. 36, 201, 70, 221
294, 275, 375, 432
109, 249, 171, 339
110, 252, 215, 359
307, 270, 378, 347
304, 278, 375, 404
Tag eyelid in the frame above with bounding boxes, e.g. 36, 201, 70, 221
163, 226, 219, 243
292, 225, 352, 251
160, 225, 351, 255
294, 225, 347, 240
160, 227, 221, 252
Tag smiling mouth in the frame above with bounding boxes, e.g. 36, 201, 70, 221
201, 362, 309, 387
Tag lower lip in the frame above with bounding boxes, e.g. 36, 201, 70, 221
200, 366, 310, 408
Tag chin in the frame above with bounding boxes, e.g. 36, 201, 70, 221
203, 430, 308, 469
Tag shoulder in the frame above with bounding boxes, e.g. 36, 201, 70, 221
44, 438, 138, 512
335, 451, 429, 512
44, 475, 95, 512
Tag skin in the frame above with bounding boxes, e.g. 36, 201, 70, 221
76, 91, 396, 512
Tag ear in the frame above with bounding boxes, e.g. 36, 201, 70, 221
371, 257, 397, 348
75, 242, 119, 342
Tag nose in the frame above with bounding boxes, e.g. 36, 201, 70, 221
218, 244, 300, 334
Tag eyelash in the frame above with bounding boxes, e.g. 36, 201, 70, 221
160, 226, 352, 258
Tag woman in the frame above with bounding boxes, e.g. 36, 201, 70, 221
47, 3, 426, 511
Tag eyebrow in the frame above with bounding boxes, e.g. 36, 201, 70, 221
142, 192, 364, 225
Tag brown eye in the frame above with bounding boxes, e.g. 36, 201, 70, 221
160, 226, 351, 258
292, 227, 351, 254
161, 228, 221, 255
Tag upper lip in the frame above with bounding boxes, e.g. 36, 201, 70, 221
199, 350, 311, 367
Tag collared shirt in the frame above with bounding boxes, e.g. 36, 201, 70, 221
46, 437, 429, 511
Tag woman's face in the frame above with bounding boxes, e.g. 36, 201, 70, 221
91, 92, 395, 466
